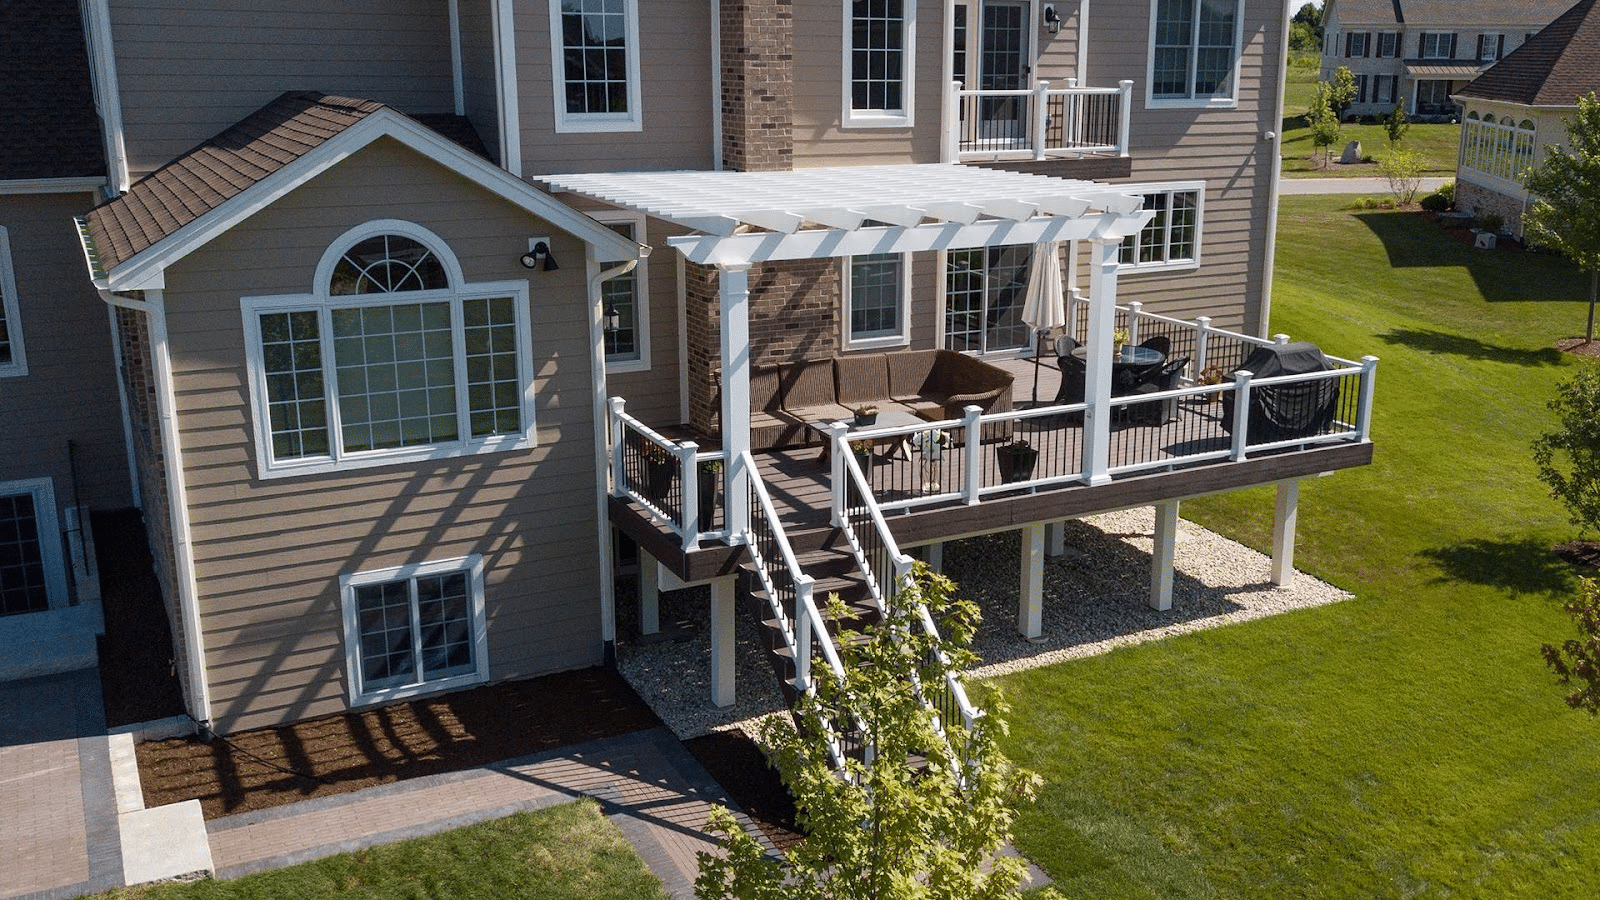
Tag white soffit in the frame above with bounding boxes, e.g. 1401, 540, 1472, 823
540, 164, 1156, 266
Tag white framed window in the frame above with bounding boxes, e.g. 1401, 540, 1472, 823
1345, 32, 1370, 58
844, 252, 911, 350
1118, 183, 1203, 273
1378, 32, 1399, 58
241, 220, 535, 479
1354, 73, 1369, 105
0, 227, 27, 378
341, 554, 488, 706
1148, 0, 1241, 107
1375, 74, 1397, 105
843, 0, 917, 128
549, 0, 643, 133
590, 210, 649, 372
1476, 33, 1504, 62
0, 478, 67, 618
943, 245, 1031, 354
1420, 32, 1456, 59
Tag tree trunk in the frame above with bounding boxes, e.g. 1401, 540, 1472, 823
1588, 269, 1598, 343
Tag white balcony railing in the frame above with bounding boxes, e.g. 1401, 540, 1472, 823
942, 79, 1133, 163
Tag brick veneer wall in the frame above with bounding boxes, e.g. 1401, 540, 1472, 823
1455, 180, 1528, 238
720, 0, 793, 173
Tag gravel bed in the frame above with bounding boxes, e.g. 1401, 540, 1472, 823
615, 509, 1350, 739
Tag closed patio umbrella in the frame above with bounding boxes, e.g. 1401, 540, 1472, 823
1020, 242, 1066, 406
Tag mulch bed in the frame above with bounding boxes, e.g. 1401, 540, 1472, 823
683, 729, 803, 852
1554, 540, 1600, 569
1555, 338, 1600, 358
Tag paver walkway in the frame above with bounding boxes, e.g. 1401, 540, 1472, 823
0, 670, 121, 900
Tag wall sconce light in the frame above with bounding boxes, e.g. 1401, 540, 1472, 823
1043, 4, 1061, 34
520, 237, 559, 272
603, 302, 622, 334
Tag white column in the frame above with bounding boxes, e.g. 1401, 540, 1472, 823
720, 264, 752, 536
1046, 521, 1066, 557
1271, 480, 1300, 587
922, 541, 943, 574
710, 574, 737, 707
638, 551, 661, 636
1081, 239, 1120, 485
1150, 501, 1179, 611
1019, 523, 1045, 640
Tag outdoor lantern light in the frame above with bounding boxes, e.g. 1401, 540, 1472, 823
520, 238, 559, 271
1043, 4, 1061, 33
603, 302, 622, 334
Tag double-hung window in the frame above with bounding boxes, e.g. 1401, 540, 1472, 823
592, 212, 649, 371
1149, 0, 1241, 106
0, 478, 66, 618
844, 253, 910, 349
341, 555, 488, 705
1378, 32, 1399, 58
0, 226, 26, 378
845, 0, 916, 127
243, 223, 535, 478
1118, 183, 1203, 272
1345, 32, 1370, 58
1476, 33, 1504, 62
1420, 32, 1456, 59
550, 0, 642, 132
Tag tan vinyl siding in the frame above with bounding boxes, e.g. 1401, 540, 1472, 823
791, 0, 945, 167
158, 138, 605, 732
0, 192, 133, 511
512, 0, 714, 174
108, 0, 455, 178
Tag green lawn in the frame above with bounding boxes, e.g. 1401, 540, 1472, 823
998, 197, 1600, 898
1281, 56, 1460, 177
93, 800, 670, 900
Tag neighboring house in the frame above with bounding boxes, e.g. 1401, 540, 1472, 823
1320, 0, 1572, 119
26, 0, 1376, 736
1451, 0, 1600, 236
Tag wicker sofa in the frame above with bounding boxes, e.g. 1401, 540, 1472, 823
747, 349, 1014, 450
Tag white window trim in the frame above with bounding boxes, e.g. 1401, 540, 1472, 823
340, 554, 489, 707
843, 252, 912, 350
1378, 31, 1399, 59
241, 220, 537, 479
1116, 181, 1204, 274
1144, 0, 1244, 110
1477, 33, 1504, 62
548, 0, 644, 133
589, 209, 650, 373
0, 477, 68, 612
0, 227, 28, 378
841, 0, 918, 129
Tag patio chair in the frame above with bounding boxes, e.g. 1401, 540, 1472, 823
1138, 334, 1171, 358
1131, 356, 1191, 424
1053, 334, 1080, 364
1053, 350, 1086, 409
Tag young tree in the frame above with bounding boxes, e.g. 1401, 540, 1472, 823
1522, 93, 1600, 342
696, 564, 1041, 900
1532, 365, 1600, 534
1307, 83, 1341, 168
1383, 102, 1410, 146
1379, 148, 1424, 204
1290, 3, 1324, 51
1542, 578, 1600, 716
1328, 66, 1358, 121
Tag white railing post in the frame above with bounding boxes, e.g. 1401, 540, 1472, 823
676, 441, 699, 548
1274, 333, 1291, 345
1126, 301, 1143, 345
1356, 356, 1379, 441
795, 577, 815, 692
1065, 77, 1081, 151
607, 397, 626, 496
943, 80, 962, 163
1032, 80, 1050, 160
1116, 80, 1134, 156
963, 406, 983, 505
1194, 316, 1212, 374
1230, 371, 1253, 461
828, 422, 850, 526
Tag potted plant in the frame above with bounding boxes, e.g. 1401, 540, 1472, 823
641, 442, 676, 501
995, 437, 1038, 483
1112, 327, 1131, 356
1198, 364, 1225, 403
849, 439, 875, 473
853, 404, 879, 427
696, 459, 722, 532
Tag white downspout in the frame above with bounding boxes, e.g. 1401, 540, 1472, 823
1258, 0, 1293, 336
1076, 0, 1090, 86
589, 257, 642, 663
97, 288, 211, 728
711, 0, 723, 170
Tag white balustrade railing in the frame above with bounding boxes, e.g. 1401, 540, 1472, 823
608, 398, 727, 549
943, 79, 1133, 162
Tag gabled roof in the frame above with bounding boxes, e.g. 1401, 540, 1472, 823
1328, 0, 1573, 27
1455, 0, 1600, 105
79, 92, 638, 291
0, 0, 107, 181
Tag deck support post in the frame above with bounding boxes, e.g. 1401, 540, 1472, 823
638, 550, 661, 636
1081, 239, 1120, 486
710, 574, 737, 707
1271, 479, 1300, 587
1019, 522, 1045, 640
922, 541, 943, 573
720, 264, 752, 539
1150, 501, 1179, 611
1046, 521, 1066, 557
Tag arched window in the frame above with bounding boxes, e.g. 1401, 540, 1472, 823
330, 234, 449, 295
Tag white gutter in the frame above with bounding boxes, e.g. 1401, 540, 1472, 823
95, 287, 212, 728
1258, 0, 1292, 337
589, 254, 646, 661
492, 0, 523, 176
79, 0, 131, 194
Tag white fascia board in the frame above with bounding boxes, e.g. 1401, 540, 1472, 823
666, 211, 1154, 267
0, 177, 108, 195
103, 110, 641, 291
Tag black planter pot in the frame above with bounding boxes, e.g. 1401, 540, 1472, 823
644, 458, 676, 502
697, 469, 721, 532
853, 412, 878, 427
996, 444, 1038, 483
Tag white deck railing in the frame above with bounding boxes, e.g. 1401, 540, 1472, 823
943, 79, 1133, 163
607, 398, 727, 549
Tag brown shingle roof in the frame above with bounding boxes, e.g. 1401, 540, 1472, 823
1455, 0, 1600, 105
0, 0, 107, 181
1331, 0, 1575, 27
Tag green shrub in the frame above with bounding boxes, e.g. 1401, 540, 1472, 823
1475, 211, 1505, 234
1420, 192, 1451, 212
1437, 180, 1455, 202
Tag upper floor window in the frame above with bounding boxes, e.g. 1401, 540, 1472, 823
550, 0, 642, 133
1378, 32, 1399, 58
845, 0, 917, 127
1419, 32, 1456, 59
1476, 33, 1504, 62
1118, 184, 1203, 272
242, 221, 535, 479
0, 227, 26, 378
1345, 32, 1370, 58
592, 212, 649, 371
845, 253, 910, 349
1149, 0, 1240, 106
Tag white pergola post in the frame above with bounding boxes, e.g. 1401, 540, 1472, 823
638, 551, 661, 635
922, 541, 943, 574
720, 264, 752, 537
1080, 238, 1120, 486
1271, 480, 1300, 587
710, 574, 737, 707
1019, 523, 1045, 640
1046, 521, 1066, 557
1150, 501, 1179, 611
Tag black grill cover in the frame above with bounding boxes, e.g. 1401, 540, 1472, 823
1220, 342, 1339, 441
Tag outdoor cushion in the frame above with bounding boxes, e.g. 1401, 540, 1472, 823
781, 358, 837, 410
835, 354, 891, 406
886, 350, 939, 402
